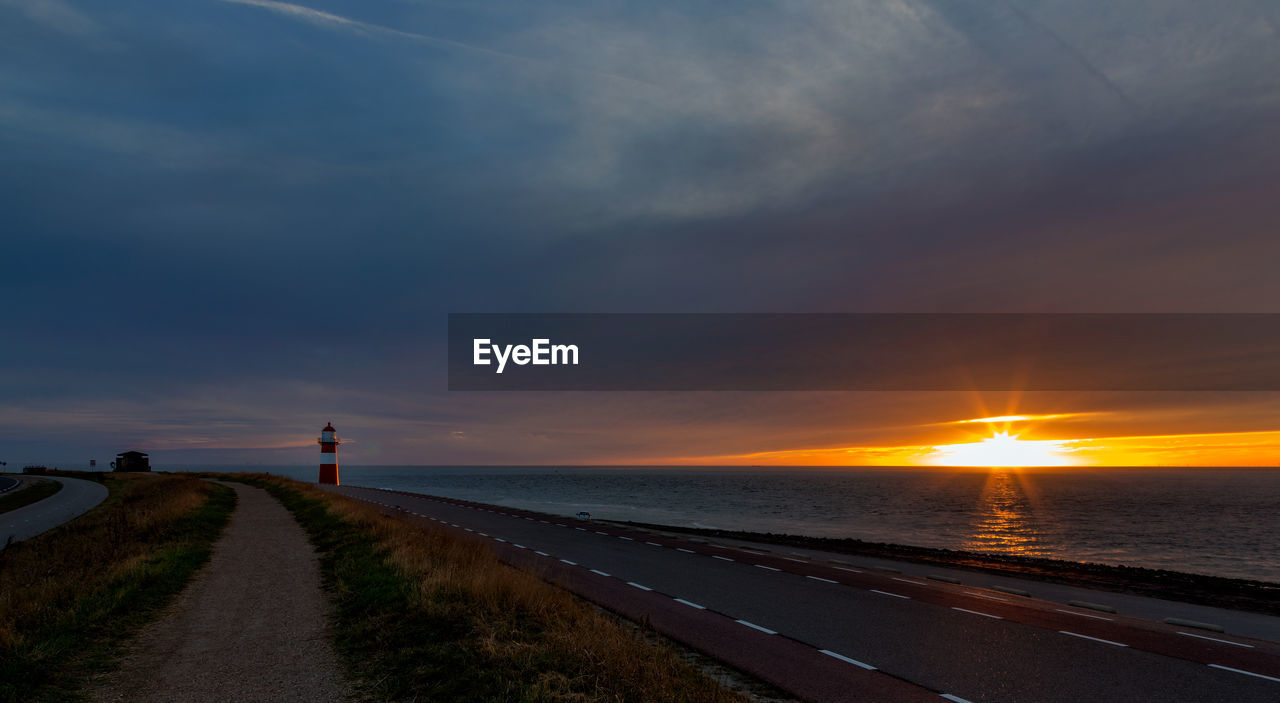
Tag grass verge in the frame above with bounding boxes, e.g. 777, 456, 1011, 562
0, 473, 236, 703
0, 478, 63, 515
231, 474, 748, 702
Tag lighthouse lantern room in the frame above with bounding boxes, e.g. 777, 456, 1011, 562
318, 422, 340, 485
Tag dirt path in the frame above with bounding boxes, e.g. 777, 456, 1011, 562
91, 482, 351, 702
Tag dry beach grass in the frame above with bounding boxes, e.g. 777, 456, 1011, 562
236, 474, 750, 702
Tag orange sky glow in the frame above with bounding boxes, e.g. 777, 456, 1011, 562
656, 424, 1280, 467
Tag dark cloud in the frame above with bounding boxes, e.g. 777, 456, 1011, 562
3, 0, 1280, 465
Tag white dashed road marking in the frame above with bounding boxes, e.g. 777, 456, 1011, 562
1177, 632, 1253, 648
1208, 664, 1280, 683
1055, 608, 1113, 622
952, 607, 1002, 620
735, 619, 777, 635
1060, 631, 1128, 647
819, 649, 876, 670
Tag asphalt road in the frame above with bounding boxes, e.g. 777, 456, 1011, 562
719, 538, 1280, 643
0, 476, 108, 548
334, 485, 1280, 703
0, 476, 18, 493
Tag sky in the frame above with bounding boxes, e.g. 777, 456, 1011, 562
3, 0, 1280, 468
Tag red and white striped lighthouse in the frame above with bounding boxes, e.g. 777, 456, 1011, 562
318, 422, 340, 485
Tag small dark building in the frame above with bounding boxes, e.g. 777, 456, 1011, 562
113, 451, 150, 472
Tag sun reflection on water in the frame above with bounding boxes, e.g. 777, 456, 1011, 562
963, 469, 1051, 557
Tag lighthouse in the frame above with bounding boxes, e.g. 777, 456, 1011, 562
318, 422, 340, 485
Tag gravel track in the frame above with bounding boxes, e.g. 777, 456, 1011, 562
90, 482, 350, 702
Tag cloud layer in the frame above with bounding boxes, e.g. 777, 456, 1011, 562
3, 0, 1280, 464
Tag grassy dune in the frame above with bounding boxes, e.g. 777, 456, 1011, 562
238, 474, 748, 703
0, 473, 235, 703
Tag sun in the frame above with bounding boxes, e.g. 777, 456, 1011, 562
927, 431, 1077, 467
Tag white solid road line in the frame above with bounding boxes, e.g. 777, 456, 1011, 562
735, 619, 777, 635
870, 589, 910, 599
819, 649, 876, 670
892, 577, 927, 585
589, 569, 610, 577
1208, 664, 1280, 683
1055, 608, 1114, 621
627, 582, 653, 591
755, 564, 781, 571
712, 555, 735, 562
1060, 631, 1128, 647
952, 607, 1003, 620
1177, 632, 1254, 648
807, 575, 838, 584
674, 598, 706, 609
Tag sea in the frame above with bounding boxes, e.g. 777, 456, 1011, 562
196, 465, 1280, 584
